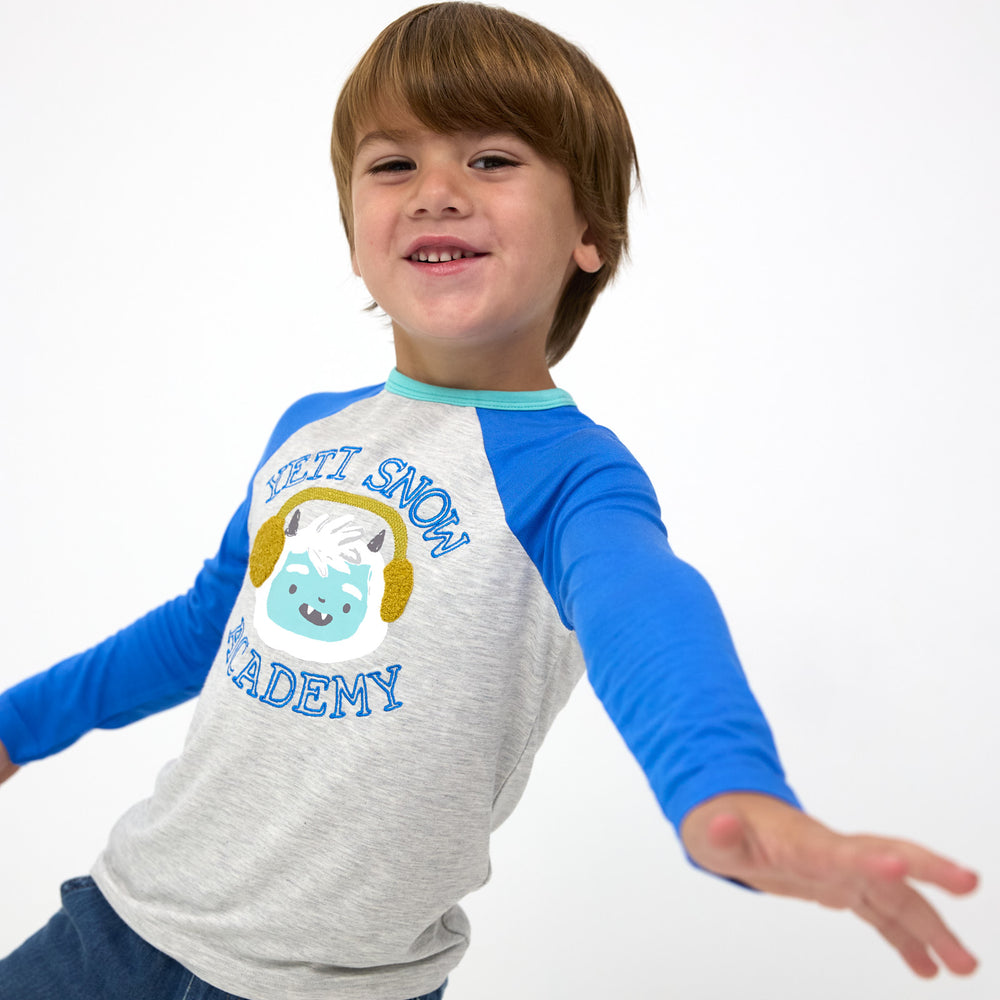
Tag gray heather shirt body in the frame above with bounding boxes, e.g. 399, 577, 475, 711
92, 384, 585, 999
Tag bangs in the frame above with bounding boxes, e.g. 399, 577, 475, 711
337, 4, 580, 159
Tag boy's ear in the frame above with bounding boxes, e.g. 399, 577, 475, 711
573, 227, 603, 274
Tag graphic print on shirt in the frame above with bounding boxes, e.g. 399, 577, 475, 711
249, 487, 413, 663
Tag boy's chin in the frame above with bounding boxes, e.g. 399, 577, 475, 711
391, 316, 549, 354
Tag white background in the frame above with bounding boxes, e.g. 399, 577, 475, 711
1, 2, 997, 998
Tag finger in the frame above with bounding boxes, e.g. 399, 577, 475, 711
855, 849, 908, 883
853, 898, 940, 978
822, 835, 978, 897
864, 876, 979, 976
869, 839, 979, 896
759, 833, 981, 975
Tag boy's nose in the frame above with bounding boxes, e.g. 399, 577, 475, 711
406, 165, 472, 218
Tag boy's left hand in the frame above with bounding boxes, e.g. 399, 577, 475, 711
680, 792, 979, 978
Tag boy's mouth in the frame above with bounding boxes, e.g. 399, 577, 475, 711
404, 238, 485, 264
409, 247, 482, 263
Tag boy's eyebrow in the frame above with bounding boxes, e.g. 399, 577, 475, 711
355, 128, 413, 157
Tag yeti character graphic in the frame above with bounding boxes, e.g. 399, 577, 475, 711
250, 488, 413, 663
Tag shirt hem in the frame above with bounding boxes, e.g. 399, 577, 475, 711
90, 858, 462, 1000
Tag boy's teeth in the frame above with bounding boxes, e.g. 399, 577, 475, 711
411, 249, 477, 262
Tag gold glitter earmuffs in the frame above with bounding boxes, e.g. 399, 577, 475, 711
248, 487, 414, 623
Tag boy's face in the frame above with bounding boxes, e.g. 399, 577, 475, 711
349, 115, 601, 386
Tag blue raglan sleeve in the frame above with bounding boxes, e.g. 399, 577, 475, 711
480, 407, 801, 833
0, 493, 251, 764
0, 388, 384, 766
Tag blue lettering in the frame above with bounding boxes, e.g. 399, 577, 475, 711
225, 619, 247, 674
266, 463, 290, 501
232, 648, 263, 697
267, 447, 366, 499
230, 645, 405, 721
422, 509, 471, 557
366, 664, 403, 711
293, 671, 331, 717
285, 455, 311, 489
226, 638, 249, 675
407, 489, 451, 527
363, 457, 407, 494
382, 467, 434, 509
306, 449, 339, 480
363, 459, 471, 556
330, 446, 362, 480
258, 662, 297, 708
329, 674, 372, 718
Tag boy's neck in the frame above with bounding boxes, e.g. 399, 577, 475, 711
391, 331, 557, 392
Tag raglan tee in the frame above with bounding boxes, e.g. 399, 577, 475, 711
0, 371, 798, 1000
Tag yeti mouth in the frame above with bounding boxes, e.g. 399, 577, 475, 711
299, 603, 333, 627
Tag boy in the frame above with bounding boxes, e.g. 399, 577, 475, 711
0, 3, 979, 998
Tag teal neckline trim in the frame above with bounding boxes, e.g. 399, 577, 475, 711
385, 369, 575, 411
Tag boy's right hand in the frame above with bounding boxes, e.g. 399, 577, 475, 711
0, 740, 19, 786
681, 792, 979, 978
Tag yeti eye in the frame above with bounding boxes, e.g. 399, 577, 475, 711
342, 603, 351, 614
288, 584, 298, 594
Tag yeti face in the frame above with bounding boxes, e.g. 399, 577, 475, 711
253, 507, 390, 664
265, 552, 372, 644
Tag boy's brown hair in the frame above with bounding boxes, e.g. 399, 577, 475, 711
331, 2, 638, 365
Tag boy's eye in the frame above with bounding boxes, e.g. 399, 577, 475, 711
470, 154, 520, 171
368, 158, 414, 175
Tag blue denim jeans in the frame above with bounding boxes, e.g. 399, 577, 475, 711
0, 876, 447, 1000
